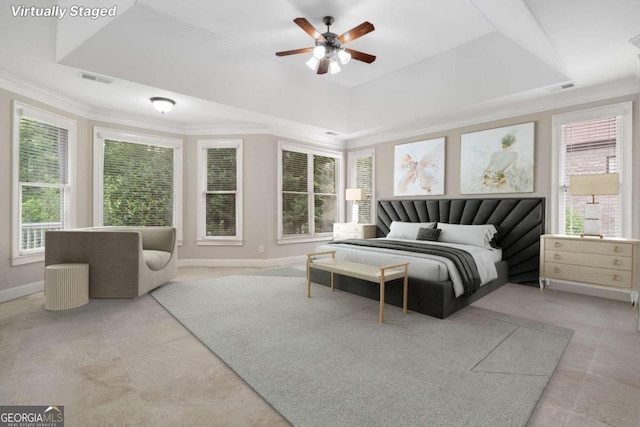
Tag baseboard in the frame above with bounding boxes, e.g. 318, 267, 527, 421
0, 280, 44, 303
177, 255, 306, 268
546, 279, 633, 303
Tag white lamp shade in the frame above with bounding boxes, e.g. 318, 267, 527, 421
568, 173, 619, 196
313, 45, 326, 59
306, 56, 319, 70
329, 61, 341, 74
345, 188, 365, 201
338, 49, 351, 65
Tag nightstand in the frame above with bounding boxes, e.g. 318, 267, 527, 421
333, 223, 377, 240
539, 234, 640, 306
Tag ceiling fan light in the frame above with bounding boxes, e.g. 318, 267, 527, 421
306, 56, 319, 70
329, 60, 341, 74
338, 49, 351, 65
150, 97, 175, 114
312, 45, 326, 59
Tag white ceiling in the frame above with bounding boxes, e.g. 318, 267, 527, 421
1, 0, 639, 146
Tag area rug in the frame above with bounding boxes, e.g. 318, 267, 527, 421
151, 268, 572, 427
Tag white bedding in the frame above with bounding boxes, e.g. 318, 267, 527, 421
317, 238, 500, 297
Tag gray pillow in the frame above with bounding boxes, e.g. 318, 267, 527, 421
416, 227, 441, 241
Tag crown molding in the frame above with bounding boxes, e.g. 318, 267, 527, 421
88, 109, 185, 135
0, 69, 92, 117
0, 69, 346, 146
3, 67, 635, 151
185, 122, 347, 149
345, 77, 639, 148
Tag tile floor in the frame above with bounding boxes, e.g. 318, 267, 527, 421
0, 265, 639, 426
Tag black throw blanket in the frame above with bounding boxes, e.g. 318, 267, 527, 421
328, 239, 481, 295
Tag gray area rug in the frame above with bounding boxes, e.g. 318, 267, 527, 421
152, 268, 572, 427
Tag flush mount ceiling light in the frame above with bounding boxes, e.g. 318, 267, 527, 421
150, 97, 175, 113
276, 16, 376, 75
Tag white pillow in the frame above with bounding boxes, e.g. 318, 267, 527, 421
387, 221, 435, 240
436, 223, 498, 249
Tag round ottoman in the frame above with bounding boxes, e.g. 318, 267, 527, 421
45, 263, 89, 310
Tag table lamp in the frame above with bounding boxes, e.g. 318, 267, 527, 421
568, 173, 619, 238
345, 188, 365, 223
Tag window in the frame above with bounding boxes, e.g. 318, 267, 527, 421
11, 102, 76, 265
93, 128, 183, 243
278, 142, 343, 243
551, 102, 632, 237
348, 149, 375, 224
197, 139, 243, 245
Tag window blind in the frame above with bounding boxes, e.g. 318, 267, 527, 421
313, 155, 337, 233
19, 117, 70, 251
354, 156, 373, 224
561, 117, 620, 236
280, 146, 341, 238
103, 139, 174, 227
282, 150, 309, 235
206, 147, 237, 236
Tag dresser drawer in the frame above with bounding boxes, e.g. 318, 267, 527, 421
333, 224, 376, 240
544, 262, 632, 289
545, 238, 633, 257
333, 232, 362, 240
333, 223, 363, 234
545, 250, 631, 271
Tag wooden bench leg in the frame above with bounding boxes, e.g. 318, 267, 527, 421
379, 278, 385, 323
403, 267, 408, 313
307, 259, 311, 298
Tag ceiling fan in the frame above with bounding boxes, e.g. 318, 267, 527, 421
275, 16, 376, 75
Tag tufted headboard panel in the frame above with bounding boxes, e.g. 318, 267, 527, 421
376, 198, 545, 284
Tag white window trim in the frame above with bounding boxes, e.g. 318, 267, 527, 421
196, 139, 243, 246
277, 141, 344, 244
550, 101, 632, 237
93, 127, 184, 245
347, 148, 376, 225
11, 101, 77, 266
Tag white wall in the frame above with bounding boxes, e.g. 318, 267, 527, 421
351, 93, 640, 238
1, 86, 638, 300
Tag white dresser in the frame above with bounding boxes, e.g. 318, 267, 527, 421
539, 234, 640, 306
333, 223, 377, 240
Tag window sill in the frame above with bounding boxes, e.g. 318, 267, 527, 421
11, 252, 44, 266
197, 239, 243, 246
277, 235, 332, 245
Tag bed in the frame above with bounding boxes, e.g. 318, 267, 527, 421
310, 197, 545, 319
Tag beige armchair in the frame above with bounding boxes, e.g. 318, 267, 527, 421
45, 227, 177, 298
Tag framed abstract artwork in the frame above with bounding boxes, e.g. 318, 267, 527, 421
460, 122, 535, 194
394, 137, 445, 196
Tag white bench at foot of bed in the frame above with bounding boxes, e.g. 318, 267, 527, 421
306, 250, 409, 323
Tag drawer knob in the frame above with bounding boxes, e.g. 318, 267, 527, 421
614, 259, 621, 265
613, 274, 621, 281
554, 242, 561, 248
614, 246, 622, 252
554, 254, 561, 260
554, 267, 560, 273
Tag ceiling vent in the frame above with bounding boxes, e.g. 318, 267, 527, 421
630, 33, 640, 50
548, 82, 575, 92
79, 72, 114, 84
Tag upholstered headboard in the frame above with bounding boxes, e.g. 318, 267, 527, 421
377, 198, 545, 284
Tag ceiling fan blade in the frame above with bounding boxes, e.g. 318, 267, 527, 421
344, 48, 376, 63
293, 17, 326, 41
337, 22, 375, 44
275, 47, 313, 57
317, 58, 329, 74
